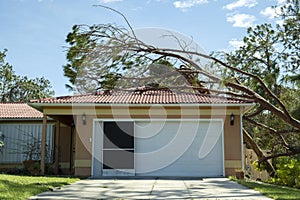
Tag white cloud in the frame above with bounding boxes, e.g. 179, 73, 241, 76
224, 0, 257, 10
173, 0, 209, 9
276, 19, 284, 26
228, 39, 244, 49
260, 1, 287, 20
37, 0, 54, 2
260, 6, 280, 19
227, 13, 256, 28
253, 51, 262, 59
277, 0, 286, 4
98, 0, 123, 3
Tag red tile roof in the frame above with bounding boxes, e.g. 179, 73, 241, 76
0, 103, 43, 119
30, 89, 252, 105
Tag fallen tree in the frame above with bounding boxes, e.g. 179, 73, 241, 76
63, 1, 300, 177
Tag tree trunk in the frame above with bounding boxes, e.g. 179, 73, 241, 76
243, 128, 276, 177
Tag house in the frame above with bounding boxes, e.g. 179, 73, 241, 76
0, 103, 55, 171
29, 88, 253, 177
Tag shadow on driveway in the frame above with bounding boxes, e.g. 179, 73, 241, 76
30, 178, 272, 199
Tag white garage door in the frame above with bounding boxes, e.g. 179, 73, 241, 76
135, 120, 224, 177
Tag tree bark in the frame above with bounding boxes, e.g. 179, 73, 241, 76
243, 128, 276, 177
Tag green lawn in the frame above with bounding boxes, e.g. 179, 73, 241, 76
233, 178, 300, 200
0, 174, 79, 200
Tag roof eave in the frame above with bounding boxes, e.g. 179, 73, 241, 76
29, 102, 255, 108
0, 118, 43, 121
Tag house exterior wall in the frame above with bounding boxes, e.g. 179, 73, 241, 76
69, 105, 243, 177
74, 115, 93, 176
224, 114, 243, 176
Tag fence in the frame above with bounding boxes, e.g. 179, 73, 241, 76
0, 124, 54, 164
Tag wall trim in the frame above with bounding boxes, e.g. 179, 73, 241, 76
59, 162, 70, 169
75, 160, 91, 168
225, 160, 242, 168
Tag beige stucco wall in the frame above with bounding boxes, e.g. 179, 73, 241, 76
224, 114, 243, 176
74, 115, 93, 176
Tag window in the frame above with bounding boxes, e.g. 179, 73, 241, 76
103, 122, 134, 169
103, 150, 134, 169
103, 122, 134, 149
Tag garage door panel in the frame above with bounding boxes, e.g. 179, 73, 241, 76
135, 121, 224, 177
135, 122, 180, 153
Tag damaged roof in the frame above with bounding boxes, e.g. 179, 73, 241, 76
30, 89, 252, 105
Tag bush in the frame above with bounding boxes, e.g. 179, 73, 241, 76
270, 156, 300, 188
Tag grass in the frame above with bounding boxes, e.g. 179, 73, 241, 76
231, 177, 300, 200
0, 174, 79, 200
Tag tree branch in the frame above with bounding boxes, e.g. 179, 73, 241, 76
243, 128, 276, 177
244, 106, 265, 118
147, 47, 300, 130
259, 150, 300, 162
157, 48, 292, 116
243, 116, 290, 149
93, 5, 141, 47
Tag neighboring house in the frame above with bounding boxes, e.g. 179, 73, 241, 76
0, 103, 55, 170
30, 88, 253, 177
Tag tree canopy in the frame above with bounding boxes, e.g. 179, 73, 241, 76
0, 49, 54, 102
63, 0, 300, 177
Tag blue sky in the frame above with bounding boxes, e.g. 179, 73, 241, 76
0, 0, 284, 96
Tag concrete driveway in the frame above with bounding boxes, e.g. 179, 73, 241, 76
30, 178, 272, 199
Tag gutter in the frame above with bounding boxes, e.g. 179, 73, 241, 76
0, 117, 54, 122
29, 102, 255, 108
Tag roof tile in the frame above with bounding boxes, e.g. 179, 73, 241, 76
30, 90, 252, 105
0, 103, 43, 119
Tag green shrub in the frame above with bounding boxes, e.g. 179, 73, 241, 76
270, 156, 300, 188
